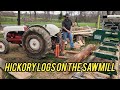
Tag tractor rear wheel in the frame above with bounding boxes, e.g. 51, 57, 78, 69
22, 25, 52, 59
0, 39, 10, 54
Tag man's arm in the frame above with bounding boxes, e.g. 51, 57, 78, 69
70, 21, 73, 32
62, 27, 69, 32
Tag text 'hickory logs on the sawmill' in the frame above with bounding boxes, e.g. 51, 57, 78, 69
3, 62, 116, 72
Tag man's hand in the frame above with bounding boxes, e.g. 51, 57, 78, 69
62, 27, 71, 33
67, 30, 71, 33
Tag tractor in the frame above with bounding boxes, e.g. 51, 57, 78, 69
0, 24, 63, 59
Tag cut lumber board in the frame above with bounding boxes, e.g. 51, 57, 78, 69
83, 72, 95, 79
0, 58, 32, 79
0, 68, 3, 79
65, 50, 79, 54
72, 72, 111, 79
8, 72, 32, 79
92, 72, 110, 79
73, 32, 93, 35
0, 58, 6, 69
112, 75, 118, 79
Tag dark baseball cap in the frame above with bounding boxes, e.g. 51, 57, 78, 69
64, 13, 69, 17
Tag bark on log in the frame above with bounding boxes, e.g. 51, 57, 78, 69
66, 44, 96, 62
63, 44, 96, 75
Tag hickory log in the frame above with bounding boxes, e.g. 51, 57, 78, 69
66, 44, 96, 62
63, 44, 96, 74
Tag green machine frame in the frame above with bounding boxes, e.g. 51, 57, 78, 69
93, 30, 120, 76
92, 15, 120, 77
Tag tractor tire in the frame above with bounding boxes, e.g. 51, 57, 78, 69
0, 39, 10, 54
22, 25, 52, 59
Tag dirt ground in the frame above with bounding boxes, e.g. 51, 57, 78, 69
0, 44, 75, 79
0, 43, 119, 79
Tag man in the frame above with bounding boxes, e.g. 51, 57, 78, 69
62, 13, 75, 50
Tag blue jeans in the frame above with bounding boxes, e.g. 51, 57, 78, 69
62, 31, 74, 48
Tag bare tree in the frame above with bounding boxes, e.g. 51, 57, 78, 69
0, 11, 2, 28
66, 11, 68, 14
44, 11, 47, 21
78, 11, 83, 20
47, 11, 50, 20
34, 11, 37, 20
112, 11, 116, 15
18, 11, 21, 25
29, 11, 32, 18
107, 11, 111, 15
43, 11, 51, 21
107, 11, 116, 15
51, 11, 54, 20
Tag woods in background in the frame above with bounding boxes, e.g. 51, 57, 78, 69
0, 11, 119, 24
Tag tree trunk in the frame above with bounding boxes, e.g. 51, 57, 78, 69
18, 11, 20, 25
112, 11, 116, 15
47, 11, 50, 21
44, 11, 47, 21
107, 11, 111, 15
34, 11, 37, 20
0, 11, 1, 28
29, 11, 31, 18
51, 11, 54, 20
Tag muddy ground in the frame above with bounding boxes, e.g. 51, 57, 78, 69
0, 44, 75, 79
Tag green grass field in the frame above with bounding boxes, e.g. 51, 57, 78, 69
1, 22, 96, 28
0, 33, 3, 38
1, 16, 97, 28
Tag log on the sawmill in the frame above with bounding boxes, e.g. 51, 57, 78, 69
66, 44, 96, 62
63, 44, 96, 74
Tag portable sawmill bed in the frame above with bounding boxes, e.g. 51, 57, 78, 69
71, 52, 119, 79
71, 32, 120, 79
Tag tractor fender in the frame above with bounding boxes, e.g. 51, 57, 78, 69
42, 24, 61, 36
28, 24, 61, 36
28, 25, 50, 35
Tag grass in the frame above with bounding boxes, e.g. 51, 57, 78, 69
85, 37, 100, 47
0, 33, 3, 38
0, 31, 99, 79
1, 22, 96, 28
1, 16, 97, 28
78, 23, 96, 27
